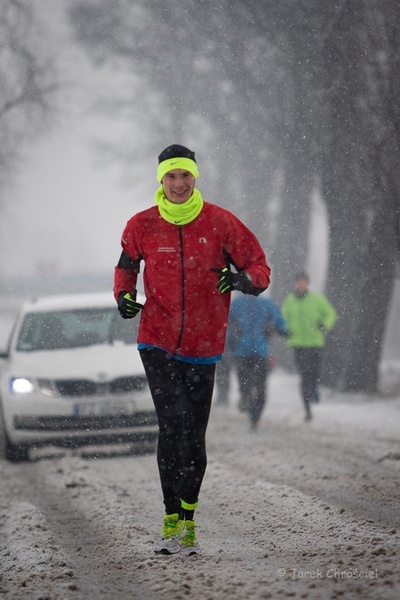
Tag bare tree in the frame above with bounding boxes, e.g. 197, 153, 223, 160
0, 0, 59, 189
320, 0, 400, 391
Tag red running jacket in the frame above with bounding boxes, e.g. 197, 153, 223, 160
114, 201, 271, 357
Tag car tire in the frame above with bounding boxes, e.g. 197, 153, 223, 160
0, 407, 29, 463
3, 435, 30, 462
0, 411, 29, 462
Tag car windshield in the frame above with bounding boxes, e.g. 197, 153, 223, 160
16, 307, 138, 352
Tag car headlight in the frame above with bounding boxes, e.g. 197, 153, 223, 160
10, 378, 55, 396
10, 377, 35, 394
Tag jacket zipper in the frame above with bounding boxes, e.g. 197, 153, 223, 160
176, 227, 185, 353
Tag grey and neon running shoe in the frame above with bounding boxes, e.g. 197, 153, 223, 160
154, 513, 185, 554
180, 520, 200, 556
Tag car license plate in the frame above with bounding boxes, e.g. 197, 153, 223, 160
74, 400, 137, 417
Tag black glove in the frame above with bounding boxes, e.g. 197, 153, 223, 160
117, 291, 144, 319
211, 267, 252, 294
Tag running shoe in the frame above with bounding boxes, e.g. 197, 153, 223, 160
180, 520, 200, 556
154, 513, 185, 554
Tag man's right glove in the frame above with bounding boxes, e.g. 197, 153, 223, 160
117, 291, 144, 319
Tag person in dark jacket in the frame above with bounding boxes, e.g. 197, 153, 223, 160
114, 144, 271, 555
215, 341, 235, 405
282, 272, 336, 421
228, 293, 288, 430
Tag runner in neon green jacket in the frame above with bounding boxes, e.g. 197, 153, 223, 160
282, 272, 336, 420
282, 289, 336, 348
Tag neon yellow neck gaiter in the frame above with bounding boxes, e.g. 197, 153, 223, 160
154, 187, 204, 225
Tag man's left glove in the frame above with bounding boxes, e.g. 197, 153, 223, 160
211, 267, 252, 294
117, 291, 144, 319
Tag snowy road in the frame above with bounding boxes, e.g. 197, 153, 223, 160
0, 371, 399, 600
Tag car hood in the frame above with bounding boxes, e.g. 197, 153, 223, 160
6, 342, 144, 381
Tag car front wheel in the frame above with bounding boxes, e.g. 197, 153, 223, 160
3, 434, 30, 462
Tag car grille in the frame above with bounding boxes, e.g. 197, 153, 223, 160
55, 376, 147, 397
14, 411, 159, 431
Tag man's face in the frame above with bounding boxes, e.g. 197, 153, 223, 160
295, 278, 309, 295
162, 169, 195, 204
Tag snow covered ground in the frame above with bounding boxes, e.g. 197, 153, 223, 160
0, 368, 399, 600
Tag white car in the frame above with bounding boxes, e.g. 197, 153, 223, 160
0, 292, 157, 462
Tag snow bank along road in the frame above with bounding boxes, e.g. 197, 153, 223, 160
0, 372, 399, 600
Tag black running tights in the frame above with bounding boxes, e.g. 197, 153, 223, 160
235, 355, 269, 426
140, 347, 215, 516
293, 347, 322, 411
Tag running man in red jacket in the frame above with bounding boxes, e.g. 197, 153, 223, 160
114, 144, 271, 555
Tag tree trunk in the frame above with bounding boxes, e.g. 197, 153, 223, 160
320, 160, 369, 389
343, 150, 400, 391
269, 156, 313, 371
271, 159, 313, 306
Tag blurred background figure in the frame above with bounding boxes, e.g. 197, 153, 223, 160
215, 345, 233, 406
282, 272, 336, 421
227, 293, 288, 431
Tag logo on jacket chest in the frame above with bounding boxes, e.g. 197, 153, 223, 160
157, 238, 208, 252
157, 246, 177, 253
